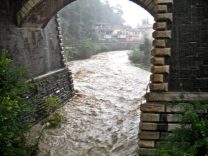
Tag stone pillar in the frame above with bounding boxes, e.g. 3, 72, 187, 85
138, 0, 173, 155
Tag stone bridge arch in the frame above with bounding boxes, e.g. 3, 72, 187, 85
16, 0, 175, 155
1, 0, 208, 155
17, 0, 173, 93
17, 0, 156, 28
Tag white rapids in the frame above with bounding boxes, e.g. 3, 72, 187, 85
35, 50, 150, 156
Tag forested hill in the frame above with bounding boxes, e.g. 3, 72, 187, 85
59, 0, 125, 42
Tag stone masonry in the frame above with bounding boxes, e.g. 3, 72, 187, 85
0, 0, 208, 155
0, 0, 74, 120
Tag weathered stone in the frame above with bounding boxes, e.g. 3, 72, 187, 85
139, 148, 156, 156
167, 114, 182, 122
151, 48, 171, 56
151, 65, 169, 74
24, 3, 33, 12
153, 22, 167, 30
153, 30, 171, 39
20, 10, 26, 19
139, 131, 160, 140
150, 74, 164, 82
140, 123, 158, 130
155, 0, 173, 4
146, 92, 208, 102
27, 0, 35, 7
168, 124, 181, 131
166, 105, 185, 113
156, 13, 173, 21
154, 5, 168, 13
153, 39, 166, 47
139, 140, 155, 148
141, 103, 165, 112
141, 113, 160, 122
150, 57, 165, 65
149, 83, 168, 91
144, 0, 153, 5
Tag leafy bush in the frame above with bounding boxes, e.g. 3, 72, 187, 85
0, 51, 35, 156
44, 96, 60, 114
128, 46, 144, 64
43, 113, 65, 129
157, 101, 208, 156
128, 37, 152, 69
42, 96, 65, 129
75, 38, 97, 59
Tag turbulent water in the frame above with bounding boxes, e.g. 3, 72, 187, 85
35, 50, 150, 156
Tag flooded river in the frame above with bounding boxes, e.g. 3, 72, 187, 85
36, 50, 150, 156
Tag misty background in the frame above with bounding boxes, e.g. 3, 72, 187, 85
59, 0, 153, 69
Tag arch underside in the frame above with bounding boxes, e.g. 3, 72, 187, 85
17, 0, 155, 28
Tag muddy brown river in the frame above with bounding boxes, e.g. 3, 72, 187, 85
35, 50, 150, 156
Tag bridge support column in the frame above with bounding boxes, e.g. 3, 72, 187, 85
138, 92, 208, 155
139, 0, 173, 155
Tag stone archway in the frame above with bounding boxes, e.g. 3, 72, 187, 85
17, 0, 174, 155
1, 0, 208, 154
17, 0, 173, 93
17, 0, 156, 28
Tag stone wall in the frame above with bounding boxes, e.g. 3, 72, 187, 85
0, 0, 74, 120
29, 68, 74, 120
169, 0, 208, 91
0, 17, 64, 78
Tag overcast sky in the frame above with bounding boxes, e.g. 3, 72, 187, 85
106, 0, 154, 28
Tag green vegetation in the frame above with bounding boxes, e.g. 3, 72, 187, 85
0, 51, 36, 156
157, 101, 208, 156
42, 96, 66, 129
59, 0, 124, 60
42, 112, 66, 129
128, 37, 152, 70
128, 46, 144, 63
44, 96, 60, 114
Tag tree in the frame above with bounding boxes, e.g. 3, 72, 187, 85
59, 0, 125, 60
59, 0, 125, 43
0, 51, 36, 156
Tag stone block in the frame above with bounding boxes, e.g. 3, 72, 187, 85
150, 74, 164, 83
20, 11, 26, 19
166, 105, 185, 113
153, 22, 167, 30
151, 65, 169, 74
167, 114, 182, 122
154, 4, 168, 13
153, 30, 171, 39
156, 13, 173, 21
168, 124, 181, 131
24, 3, 33, 11
151, 48, 171, 56
141, 113, 160, 122
144, 0, 152, 5
139, 148, 156, 156
139, 140, 155, 148
146, 92, 208, 102
139, 131, 160, 140
27, 1, 35, 8
140, 123, 158, 130
153, 39, 166, 47
150, 83, 168, 91
141, 103, 165, 112
150, 57, 165, 65
155, 0, 173, 4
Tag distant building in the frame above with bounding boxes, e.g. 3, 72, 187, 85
93, 22, 152, 42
